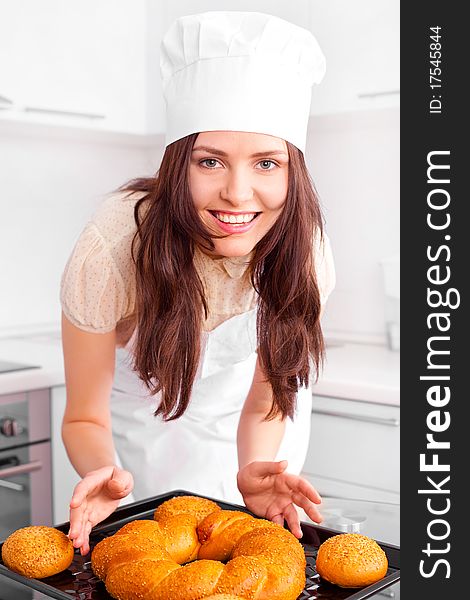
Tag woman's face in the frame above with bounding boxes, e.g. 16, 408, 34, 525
189, 131, 289, 258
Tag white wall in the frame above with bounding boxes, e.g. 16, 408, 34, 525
0, 108, 398, 342
306, 108, 400, 343
0, 126, 164, 331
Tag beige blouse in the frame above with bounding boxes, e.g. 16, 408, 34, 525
60, 192, 335, 345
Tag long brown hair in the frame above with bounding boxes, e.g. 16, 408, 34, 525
123, 133, 324, 421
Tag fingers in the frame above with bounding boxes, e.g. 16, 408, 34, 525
283, 503, 303, 539
281, 474, 322, 523
71, 504, 96, 555
79, 521, 93, 556
69, 479, 93, 509
69, 467, 111, 508
68, 505, 89, 552
68, 466, 126, 554
270, 514, 285, 527
292, 491, 323, 524
107, 467, 134, 499
68, 507, 84, 541
283, 473, 322, 504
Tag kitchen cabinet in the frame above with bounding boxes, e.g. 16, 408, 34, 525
0, 0, 157, 135
0, 0, 309, 136
309, 0, 400, 114
50, 386, 80, 524
302, 394, 400, 503
0, 0, 398, 136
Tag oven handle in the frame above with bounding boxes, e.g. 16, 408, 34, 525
0, 459, 42, 478
0, 460, 43, 492
0, 479, 24, 491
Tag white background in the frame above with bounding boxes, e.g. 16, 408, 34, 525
0, 0, 400, 345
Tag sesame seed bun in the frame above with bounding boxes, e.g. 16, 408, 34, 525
315, 533, 388, 588
2, 526, 74, 579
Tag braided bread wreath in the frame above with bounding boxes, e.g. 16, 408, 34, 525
91, 495, 307, 600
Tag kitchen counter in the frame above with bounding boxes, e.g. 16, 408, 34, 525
0, 332, 399, 405
0, 332, 64, 395
315, 341, 399, 405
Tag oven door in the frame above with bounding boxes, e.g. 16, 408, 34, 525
0, 440, 52, 541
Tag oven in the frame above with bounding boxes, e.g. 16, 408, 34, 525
0, 389, 52, 541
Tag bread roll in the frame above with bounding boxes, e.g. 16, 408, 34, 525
92, 495, 307, 600
315, 533, 388, 588
1, 526, 74, 579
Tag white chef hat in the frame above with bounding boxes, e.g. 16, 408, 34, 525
160, 11, 326, 153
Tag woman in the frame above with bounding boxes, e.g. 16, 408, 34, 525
61, 11, 335, 555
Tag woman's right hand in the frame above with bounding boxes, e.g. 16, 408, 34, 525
67, 466, 134, 555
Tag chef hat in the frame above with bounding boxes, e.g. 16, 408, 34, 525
160, 11, 326, 153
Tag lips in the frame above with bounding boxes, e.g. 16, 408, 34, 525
208, 210, 260, 234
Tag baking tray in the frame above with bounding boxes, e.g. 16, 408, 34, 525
0, 490, 400, 600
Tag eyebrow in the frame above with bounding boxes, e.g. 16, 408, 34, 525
192, 145, 288, 158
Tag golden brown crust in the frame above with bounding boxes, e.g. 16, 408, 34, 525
197, 510, 248, 544
198, 511, 256, 561
232, 526, 306, 600
91, 531, 169, 580
2, 496, 308, 599
315, 533, 388, 588
1, 526, 74, 579
151, 559, 225, 600
232, 525, 306, 564
215, 555, 268, 597
115, 519, 165, 542
108, 545, 173, 579
105, 558, 181, 600
158, 513, 200, 563
93, 495, 306, 600
154, 495, 221, 525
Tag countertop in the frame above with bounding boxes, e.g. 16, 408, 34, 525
0, 332, 64, 395
315, 341, 399, 405
0, 331, 399, 405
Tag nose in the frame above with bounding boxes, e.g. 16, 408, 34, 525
220, 167, 254, 206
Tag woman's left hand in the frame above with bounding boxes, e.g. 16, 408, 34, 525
237, 460, 322, 538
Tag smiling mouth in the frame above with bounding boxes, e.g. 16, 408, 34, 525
209, 211, 260, 225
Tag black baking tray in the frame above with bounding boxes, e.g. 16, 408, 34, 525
0, 490, 400, 600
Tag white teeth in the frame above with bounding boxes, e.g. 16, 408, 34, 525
214, 212, 256, 224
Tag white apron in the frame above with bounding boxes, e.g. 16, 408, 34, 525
110, 308, 312, 505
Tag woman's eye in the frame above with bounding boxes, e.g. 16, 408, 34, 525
258, 160, 276, 170
200, 159, 220, 168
